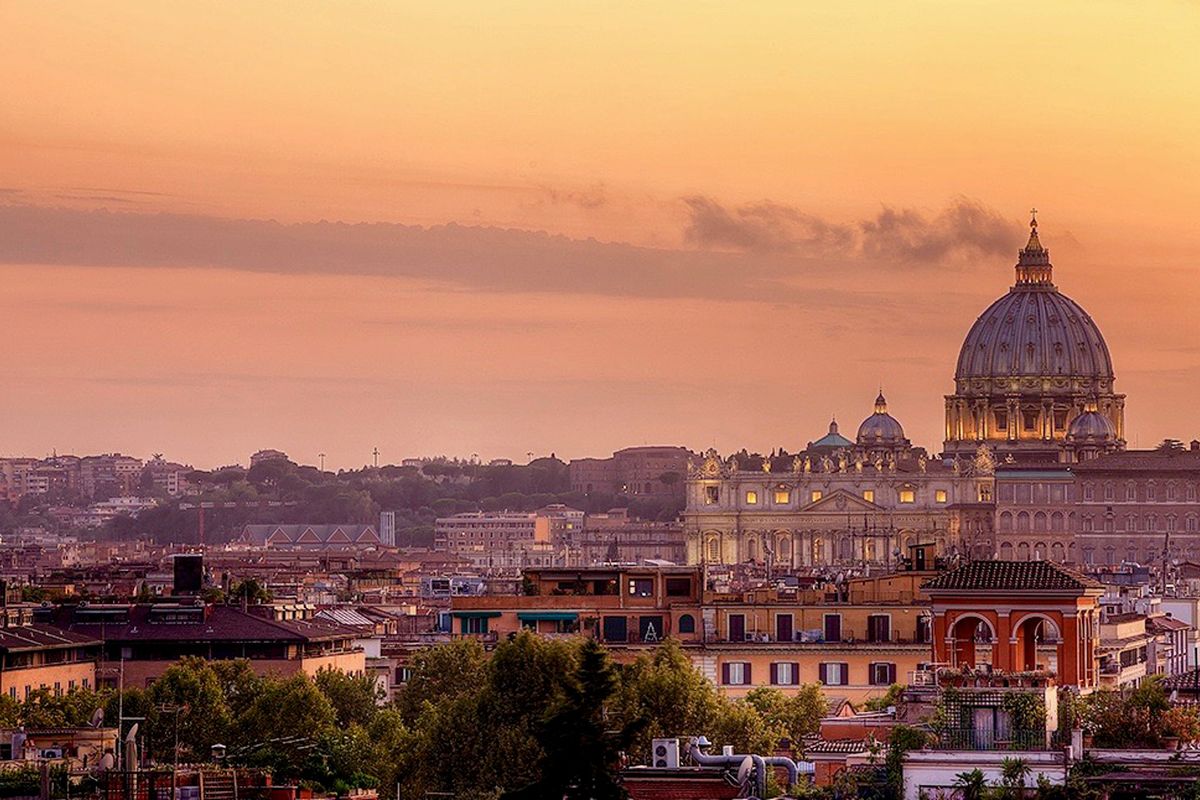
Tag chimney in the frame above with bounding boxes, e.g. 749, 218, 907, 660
1191, 440, 1199, 452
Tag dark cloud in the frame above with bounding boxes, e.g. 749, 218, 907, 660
681, 196, 855, 254
682, 195, 1021, 264
0, 199, 1021, 306
534, 183, 608, 210
859, 198, 1021, 263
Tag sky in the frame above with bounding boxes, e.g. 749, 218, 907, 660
1, 1, 1198, 469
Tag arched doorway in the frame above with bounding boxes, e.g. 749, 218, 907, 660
949, 615, 995, 668
1014, 615, 1061, 672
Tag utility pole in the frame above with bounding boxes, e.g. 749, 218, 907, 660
319, 453, 326, 472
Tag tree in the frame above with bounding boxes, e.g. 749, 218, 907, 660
397, 638, 487, 723
953, 768, 990, 800
148, 657, 233, 762
504, 638, 644, 800
236, 674, 337, 778
617, 639, 723, 759
1000, 756, 1032, 798
745, 686, 826, 744
315, 668, 381, 728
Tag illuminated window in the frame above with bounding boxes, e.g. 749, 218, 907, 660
995, 409, 1007, 431
899, 489, 916, 504
745, 490, 758, 505
935, 489, 947, 503
704, 486, 719, 505
774, 489, 790, 504
862, 490, 875, 503
810, 490, 822, 503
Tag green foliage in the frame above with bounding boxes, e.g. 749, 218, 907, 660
148, 656, 233, 762
315, 668, 382, 728
863, 683, 904, 712
953, 768, 989, 800
1076, 676, 1173, 748
744, 685, 827, 743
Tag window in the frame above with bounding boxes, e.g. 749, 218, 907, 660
1126, 483, 1137, 501
1083, 483, 1094, 501
810, 490, 823, 503
745, 490, 758, 505
665, 577, 692, 596
1148, 483, 1157, 501
678, 614, 696, 634
867, 614, 891, 643
628, 578, 653, 597
899, 489, 916, 504
935, 489, 947, 503
463, 616, 489, 635
704, 486, 719, 505
1023, 410, 1038, 431
862, 489, 875, 503
771, 662, 799, 686
916, 615, 932, 644
707, 539, 720, 561
869, 663, 897, 686
774, 489, 790, 504
1054, 409, 1068, 430
823, 614, 842, 642
723, 662, 751, 686
729, 613, 747, 642
819, 663, 849, 686
995, 409, 1007, 431
602, 616, 628, 642
1104, 483, 1114, 501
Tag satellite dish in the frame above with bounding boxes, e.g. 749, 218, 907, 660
125, 723, 139, 742
90, 708, 104, 728
736, 755, 754, 786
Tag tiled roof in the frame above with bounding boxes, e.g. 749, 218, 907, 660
1073, 449, 1200, 473
801, 736, 874, 755
1163, 668, 1200, 693
39, 604, 362, 643
1147, 616, 1190, 633
0, 624, 101, 652
923, 560, 1103, 592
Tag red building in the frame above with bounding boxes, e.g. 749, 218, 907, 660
924, 560, 1104, 689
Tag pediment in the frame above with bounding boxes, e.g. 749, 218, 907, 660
802, 489, 881, 513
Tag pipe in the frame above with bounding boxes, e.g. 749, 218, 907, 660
763, 755, 799, 788
687, 739, 768, 799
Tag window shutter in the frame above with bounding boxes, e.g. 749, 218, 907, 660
722, 663, 730, 685
744, 663, 752, 685
889, 663, 897, 684
819, 663, 827, 684
770, 663, 778, 685
791, 663, 800, 685
868, 662, 878, 685
841, 663, 850, 685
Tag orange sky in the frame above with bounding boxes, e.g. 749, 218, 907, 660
1, 2, 1198, 468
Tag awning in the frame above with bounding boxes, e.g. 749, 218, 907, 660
450, 611, 502, 619
516, 612, 579, 622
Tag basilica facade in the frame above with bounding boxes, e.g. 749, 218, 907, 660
683, 213, 1148, 569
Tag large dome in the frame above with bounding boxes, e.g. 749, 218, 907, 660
857, 392, 907, 446
955, 289, 1114, 386
943, 211, 1125, 462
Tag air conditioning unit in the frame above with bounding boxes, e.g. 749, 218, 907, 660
652, 738, 679, 769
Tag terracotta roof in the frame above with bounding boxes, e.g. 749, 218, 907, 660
1073, 449, 1200, 473
923, 560, 1103, 592
801, 736, 874, 755
1147, 616, 1190, 633
1164, 668, 1200, 693
37, 604, 362, 643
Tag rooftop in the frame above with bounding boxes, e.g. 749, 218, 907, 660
923, 560, 1103, 592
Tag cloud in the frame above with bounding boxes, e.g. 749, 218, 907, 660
859, 198, 1021, 263
533, 182, 608, 210
681, 195, 1021, 264
681, 196, 855, 254
0, 198, 1021, 307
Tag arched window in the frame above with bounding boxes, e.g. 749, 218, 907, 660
1017, 542, 1031, 561
707, 538, 720, 562
999, 512, 1013, 532
1000, 542, 1014, 560
1051, 542, 1066, 562
1034, 511, 1047, 531
1126, 482, 1137, 501
1051, 512, 1064, 532
777, 537, 791, 560
678, 614, 696, 634
1017, 512, 1030, 533
746, 537, 758, 562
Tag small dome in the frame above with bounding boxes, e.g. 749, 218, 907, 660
809, 417, 854, 450
857, 392, 907, 445
1067, 407, 1116, 443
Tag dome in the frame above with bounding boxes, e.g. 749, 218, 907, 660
1067, 406, 1116, 443
857, 392, 907, 445
809, 418, 854, 451
954, 217, 1114, 390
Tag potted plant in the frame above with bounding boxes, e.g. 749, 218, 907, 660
1161, 706, 1200, 750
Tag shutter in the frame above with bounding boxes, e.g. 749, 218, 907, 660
744, 663, 752, 685
841, 663, 850, 685
722, 663, 730, 685
770, 663, 778, 685
868, 662, 878, 685
792, 663, 800, 685
889, 663, 897, 684
819, 663, 827, 684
